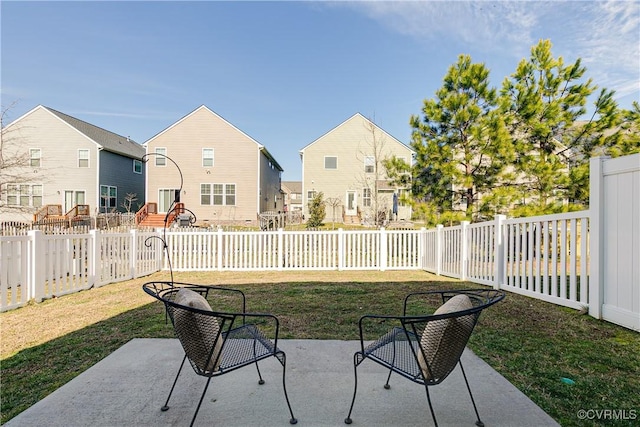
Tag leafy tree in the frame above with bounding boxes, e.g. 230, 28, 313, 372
306, 191, 325, 228
410, 54, 515, 222
500, 39, 623, 213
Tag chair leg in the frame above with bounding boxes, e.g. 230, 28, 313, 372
384, 337, 398, 390
459, 361, 484, 427
252, 339, 265, 385
190, 376, 213, 427
344, 353, 360, 424
279, 352, 298, 424
424, 385, 439, 427
162, 354, 188, 411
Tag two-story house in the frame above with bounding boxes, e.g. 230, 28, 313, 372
299, 113, 414, 225
1, 105, 145, 223
143, 105, 283, 227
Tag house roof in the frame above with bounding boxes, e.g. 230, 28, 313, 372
144, 105, 284, 172
43, 106, 145, 159
298, 112, 415, 155
281, 181, 302, 193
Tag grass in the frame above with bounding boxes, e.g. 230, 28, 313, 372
1, 270, 639, 426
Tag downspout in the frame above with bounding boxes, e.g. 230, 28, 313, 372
96, 146, 103, 214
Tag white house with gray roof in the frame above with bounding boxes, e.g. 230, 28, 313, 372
1, 105, 146, 222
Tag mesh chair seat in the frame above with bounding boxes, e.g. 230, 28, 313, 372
345, 288, 505, 427
143, 281, 297, 426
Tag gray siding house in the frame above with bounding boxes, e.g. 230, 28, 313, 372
0, 105, 145, 222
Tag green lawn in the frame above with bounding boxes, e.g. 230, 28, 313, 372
1, 270, 638, 426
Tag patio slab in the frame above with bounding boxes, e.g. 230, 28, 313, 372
5, 338, 559, 426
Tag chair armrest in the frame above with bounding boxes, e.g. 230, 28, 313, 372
403, 290, 445, 316
357, 314, 403, 354
231, 312, 281, 349
173, 282, 247, 315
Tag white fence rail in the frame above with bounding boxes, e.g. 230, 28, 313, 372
1, 154, 637, 331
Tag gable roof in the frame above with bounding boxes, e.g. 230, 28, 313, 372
144, 105, 283, 171
42, 106, 145, 159
299, 112, 414, 155
281, 181, 302, 193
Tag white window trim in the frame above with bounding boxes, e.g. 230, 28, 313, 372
133, 159, 142, 174
364, 156, 375, 173
30, 148, 42, 168
200, 183, 236, 206
202, 148, 214, 167
78, 149, 90, 168
155, 148, 167, 166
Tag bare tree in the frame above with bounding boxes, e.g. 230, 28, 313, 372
354, 117, 393, 226
0, 102, 43, 217
325, 197, 342, 229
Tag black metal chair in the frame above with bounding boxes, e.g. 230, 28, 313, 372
143, 281, 298, 426
344, 288, 505, 427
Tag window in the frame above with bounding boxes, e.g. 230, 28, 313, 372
202, 148, 214, 167
364, 156, 375, 173
78, 149, 89, 168
398, 188, 409, 207
201, 183, 236, 206
100, 185, 117, 210
30, 149, 41, 167
155, 148, 166, 166
324, 156, 337, 169
225, 184, 236, 205
362, 188, 372, 207
5, 184, 42, 207
133, 159, 142, 174
200, 184, 211, 205
307, 190, 317, 201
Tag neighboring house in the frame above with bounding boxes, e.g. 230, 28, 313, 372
143, 105, 283, 227
299, 113, 414, 225
0, 105, 145, 223
281, 181, 303, 213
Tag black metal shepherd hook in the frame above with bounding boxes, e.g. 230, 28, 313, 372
141, 152, 196, 284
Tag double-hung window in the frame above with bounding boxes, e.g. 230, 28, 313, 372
362, 188, 372, 207
364, 156, 374, 173
30, 149, 41, 167
133, 159, 142, 174
78, 149, 89, 167
202, 148, 214, 167
200, 183, 236, 206
5, 184, 43, 207
100, 185, 117, 210
155, 148, 166, 166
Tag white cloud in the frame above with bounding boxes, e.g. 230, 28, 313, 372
340, 0, 639, 102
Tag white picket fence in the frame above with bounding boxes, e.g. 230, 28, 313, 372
1, 154, 637, 331
0, 230, 161, 312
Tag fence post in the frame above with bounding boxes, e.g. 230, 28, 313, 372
217, 227, 224, 270
90, 230, 100, 287
380, 227, 387, 271
420, 227, 427, 270
436, 224, 443, 276
277, 228, 284, 271
494, 215, 506, 290
588, 156, 608, 319
460, 221, 469, 280
338, 228, 344, 271
27, 230, 44, 302
130, 229, 138, 279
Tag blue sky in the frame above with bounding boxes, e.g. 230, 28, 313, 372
2, 1, 639, 181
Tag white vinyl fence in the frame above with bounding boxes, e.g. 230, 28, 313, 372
0, 230, 160, 312
1, 155, 637, 331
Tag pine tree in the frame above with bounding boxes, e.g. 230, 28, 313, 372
410, 55, 515, 222
306, 191, 325, 228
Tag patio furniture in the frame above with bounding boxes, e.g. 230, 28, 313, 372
344, 288, 505, 427
143, 281, 297, 426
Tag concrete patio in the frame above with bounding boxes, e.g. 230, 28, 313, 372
5, 339, 559, 427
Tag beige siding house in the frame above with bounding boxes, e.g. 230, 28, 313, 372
143, 105, 283, 227
1, 105, 145, 223
299, 113, 414, 225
